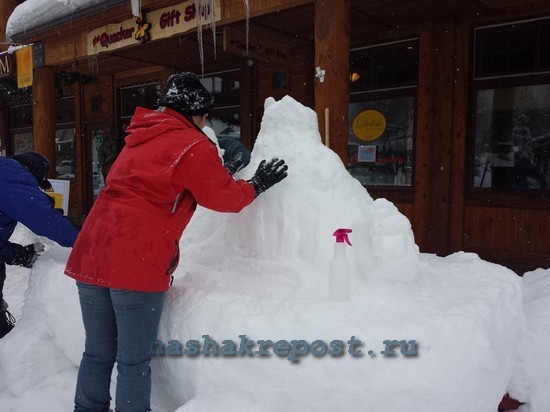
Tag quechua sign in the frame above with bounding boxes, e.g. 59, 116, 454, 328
87, 0, 221, 55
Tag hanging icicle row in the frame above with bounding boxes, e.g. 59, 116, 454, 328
194, 0, 246, 72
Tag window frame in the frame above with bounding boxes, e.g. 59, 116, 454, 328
467, 17, 550, 204
348, 38, 419, 194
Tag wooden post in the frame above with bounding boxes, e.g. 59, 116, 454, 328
424, 17, 456, 255
314, 0, 350, 162
32, 66, 56, 176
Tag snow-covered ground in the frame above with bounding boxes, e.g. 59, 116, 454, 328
0, 96, 549, 411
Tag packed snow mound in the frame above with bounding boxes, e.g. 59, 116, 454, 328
183, 95, 419, 297
158, 253, 523, 412
0, 96, 531, 412
508, 268, 550, 412
152, 96, 522, 411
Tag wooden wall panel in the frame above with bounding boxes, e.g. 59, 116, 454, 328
413, 26, 434, 252
463, 206, 550, 269
538, 213, 550, 256
84, 75, 115, 125
257, 62, 290, 104
256, 45, 314, 113
223, 0, 312, 21
288, 45, 314, 108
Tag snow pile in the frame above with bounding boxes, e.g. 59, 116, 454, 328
0, 96, 535, 412
6, 0, 107, 41
508, 268, 550, 412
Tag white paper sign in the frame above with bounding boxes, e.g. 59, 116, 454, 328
49, 179, 70, 216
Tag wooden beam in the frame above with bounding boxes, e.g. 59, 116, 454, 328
424, 17, 457, 255
32, 66, 56, 173
447, 16, 470, 253
314, 0, 350, 162
222, 0, 313, 22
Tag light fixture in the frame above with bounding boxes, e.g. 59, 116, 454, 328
350, 72, 360, 82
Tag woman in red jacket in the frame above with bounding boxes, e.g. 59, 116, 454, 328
65, 72, 287, 412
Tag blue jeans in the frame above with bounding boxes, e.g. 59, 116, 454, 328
74, 282, 165, 412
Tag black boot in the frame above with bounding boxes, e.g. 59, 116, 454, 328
0, 305, 16, 338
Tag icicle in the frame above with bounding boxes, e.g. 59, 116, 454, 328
130, 0, 141, 18
195, 0, 205, 74
210, 0, 216, 60
243, 0, 249, 55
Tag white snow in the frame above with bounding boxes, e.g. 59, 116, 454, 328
0, 95, 548, 412
6, 0, 108, 41
508, 268, 550, 411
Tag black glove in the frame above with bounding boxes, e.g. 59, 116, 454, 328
247, 158, 288, 197
6, 243, 44, 268
224, 152, 245, 175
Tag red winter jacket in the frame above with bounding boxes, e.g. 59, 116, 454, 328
65, 107, 256, 291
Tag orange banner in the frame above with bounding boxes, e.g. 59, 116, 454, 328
16, 46, 33, 88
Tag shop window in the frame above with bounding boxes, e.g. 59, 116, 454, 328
90, 128, 119, 198
475, 18, 550, 79
11, 131, 33, 153
9, 104, 33, 154
55, 97, 76, 179
117, 82, 161, 156
55, 96, 76, 124
55, 128, 76, 179
120, 82, 162, 123
471, 18, 550, 191
10, 104, 33, 129
200, 69, 241, 143
348, 39, 418, 187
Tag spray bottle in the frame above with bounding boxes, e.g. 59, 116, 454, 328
328, 228, 352, 301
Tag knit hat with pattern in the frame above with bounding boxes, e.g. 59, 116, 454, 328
157, 72, 214, 116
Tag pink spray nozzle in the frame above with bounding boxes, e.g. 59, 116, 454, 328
333, 228, 352, 246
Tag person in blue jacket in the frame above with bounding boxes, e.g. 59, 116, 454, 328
0, 151, 79, 338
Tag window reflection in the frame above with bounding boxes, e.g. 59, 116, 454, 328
200, 70, 241, 142
91, 128, 120, 197
55, 128, 76, 179
474, 85, 550, 189
348, 98, 415, 187
348, 39, 418, 187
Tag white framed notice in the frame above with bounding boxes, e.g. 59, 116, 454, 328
49, 179, 70, 215
357, 145, 377, 162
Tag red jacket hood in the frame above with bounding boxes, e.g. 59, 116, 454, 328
125, 106, 199, 147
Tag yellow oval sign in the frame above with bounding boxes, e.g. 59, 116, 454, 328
352, 109, 386, 141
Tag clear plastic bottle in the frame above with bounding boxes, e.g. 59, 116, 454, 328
328, 228, 352, 301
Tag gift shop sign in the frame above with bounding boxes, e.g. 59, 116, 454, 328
87, 0, 221, 55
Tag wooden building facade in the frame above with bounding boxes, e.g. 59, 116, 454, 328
1, 0, 549, 273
